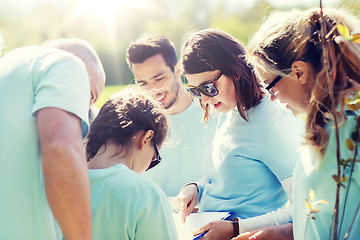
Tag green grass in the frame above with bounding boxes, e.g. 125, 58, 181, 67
94, 85, 127, 109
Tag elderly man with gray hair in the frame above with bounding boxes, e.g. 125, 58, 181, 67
0, 38, 105, 240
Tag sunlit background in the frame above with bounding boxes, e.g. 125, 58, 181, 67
0, 0, 357, 88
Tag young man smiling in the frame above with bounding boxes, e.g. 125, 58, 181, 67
126, 34, 217, 196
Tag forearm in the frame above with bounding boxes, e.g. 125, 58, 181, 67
38, 108, 92, 240
233, 223, 293, 240
235, 177, 294, 235
239, 205, 293, 234
42, 141, 92, 240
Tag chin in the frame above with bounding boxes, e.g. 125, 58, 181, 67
290, 108, 302, 117
216, 108, 230, 114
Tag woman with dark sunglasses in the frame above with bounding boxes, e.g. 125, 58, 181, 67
85, 86, 178, 239
172, 28, 303, 240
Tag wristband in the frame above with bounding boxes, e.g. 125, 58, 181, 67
184, 182, 199, 193
231, 218, 239, 238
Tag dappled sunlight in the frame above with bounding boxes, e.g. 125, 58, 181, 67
0, 0, 355, 85
76, 0, 146, 25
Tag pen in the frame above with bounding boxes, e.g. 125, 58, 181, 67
192, 212, 234, 240
193, 231, 208, 240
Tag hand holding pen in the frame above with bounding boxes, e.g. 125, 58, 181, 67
192, 215, 234, 240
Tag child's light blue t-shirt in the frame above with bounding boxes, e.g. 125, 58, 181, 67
89, 164, 178, 240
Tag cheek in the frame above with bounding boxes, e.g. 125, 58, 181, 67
288, 85, 307, 104
170, 78, 179, 90
161, 77, 175, 91
277, 87, 305, 111
220, 80, 237, 106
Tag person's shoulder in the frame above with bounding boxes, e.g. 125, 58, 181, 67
134, 173, 168, 198
91, 165, 151, 194
3, 46, 84, 72
3, 46, 67, 59
109, 166, 164, 194
134, 174, 165, 194
40, 47, 83, 65
0, 46, 81, 79
255, 97, 304, 135
0, 46, 49, 64
260, 96, 288, 114
263, 97, 302, 123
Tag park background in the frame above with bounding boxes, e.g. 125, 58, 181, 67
1, 0, 359, 107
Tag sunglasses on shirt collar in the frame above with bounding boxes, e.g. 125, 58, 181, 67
186, 72, 223, 99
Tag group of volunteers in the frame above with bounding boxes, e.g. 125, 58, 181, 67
0, 6, 359, 240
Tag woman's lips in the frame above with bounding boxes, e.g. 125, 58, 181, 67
214, 102, 221, 109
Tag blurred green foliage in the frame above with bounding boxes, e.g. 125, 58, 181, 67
0, 0, 358, 89
94, 85, 126, 109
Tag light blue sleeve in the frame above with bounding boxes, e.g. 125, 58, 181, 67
261, 115, 304, 181
293, 112, 360, 239
135, 189, 178, 240
197, 176, 209, 201
31, 50, 90, 137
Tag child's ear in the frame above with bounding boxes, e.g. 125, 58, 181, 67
291, 61, 309, 85
139, 130, 154, 150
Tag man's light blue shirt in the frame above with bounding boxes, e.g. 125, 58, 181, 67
0, 46, 90, 239
143, 102, 217, 196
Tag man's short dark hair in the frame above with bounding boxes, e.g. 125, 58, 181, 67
126, 34, 178, 72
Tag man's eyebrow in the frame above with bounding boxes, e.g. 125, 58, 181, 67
152, 71, 166, 79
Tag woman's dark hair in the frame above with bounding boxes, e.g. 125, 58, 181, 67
86, 87, 168, 161
181, 28, 263, 121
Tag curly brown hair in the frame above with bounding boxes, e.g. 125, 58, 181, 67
85, 86, 168, 161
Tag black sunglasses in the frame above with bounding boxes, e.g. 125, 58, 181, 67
186, 72, 223, 99
146, 143, 162, 171
265, 75, 283, 96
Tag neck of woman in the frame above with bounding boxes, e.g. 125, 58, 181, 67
88, 142, 132, 170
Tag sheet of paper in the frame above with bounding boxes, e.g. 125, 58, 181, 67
173, 211, 231, 240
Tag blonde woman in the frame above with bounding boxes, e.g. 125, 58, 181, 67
246, 7, 360, 240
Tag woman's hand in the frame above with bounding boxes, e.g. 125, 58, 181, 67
192, 220, 233, 240
172, 183, 199, 223
233, 223, 293, 240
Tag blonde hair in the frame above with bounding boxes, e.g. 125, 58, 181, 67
248, 7, 360, 154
